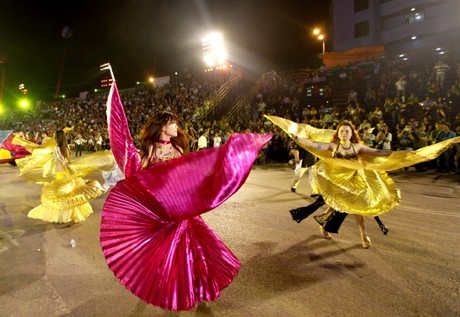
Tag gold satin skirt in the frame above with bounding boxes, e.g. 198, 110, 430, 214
311, 158, 400, 217
28, 175, 105, 223
12, 137, 115, 223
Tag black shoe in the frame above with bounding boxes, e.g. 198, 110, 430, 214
290, 207, 316, 223
291, 187, 296, 193
289, 207, 305, 223
290, 196, 326, 224
380, 224, 389, 235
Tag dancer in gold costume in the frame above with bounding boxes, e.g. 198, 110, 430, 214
13, 129, 114, 223
265, 115, 460, 248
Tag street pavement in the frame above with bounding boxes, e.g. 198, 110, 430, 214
0, 162, 459, 317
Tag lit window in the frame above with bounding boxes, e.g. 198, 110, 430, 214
405, 11, 424, 24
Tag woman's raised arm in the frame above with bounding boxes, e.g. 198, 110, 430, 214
292, 134, 332, 151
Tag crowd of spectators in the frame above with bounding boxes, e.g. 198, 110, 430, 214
1, 56, 459, 173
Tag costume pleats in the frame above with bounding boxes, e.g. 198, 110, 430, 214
100, 133, 271, 310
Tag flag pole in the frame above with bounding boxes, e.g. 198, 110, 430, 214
100, 63, 115, 81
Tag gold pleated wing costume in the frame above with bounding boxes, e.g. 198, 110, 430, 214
12, 137, 58, 183
13, 136, 115, 223
265, 115, 460, 216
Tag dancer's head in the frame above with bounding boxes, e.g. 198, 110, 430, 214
54, 130, 70, 160
141, 111, 179, 143
332, 120, 361, 144
140, 111, 189, 164
55, 130, 66, 146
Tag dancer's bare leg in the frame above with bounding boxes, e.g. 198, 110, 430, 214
354, 215, 371, 248
319, 207, 332, 239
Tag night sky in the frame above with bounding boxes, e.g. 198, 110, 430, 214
0, 0, 329, 104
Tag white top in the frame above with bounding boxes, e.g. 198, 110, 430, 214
197, 135, 207, 149
213, 136, 222, 147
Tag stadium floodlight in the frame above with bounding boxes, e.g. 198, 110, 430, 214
203, 54, 215, 67
19, 99, 29, 109
100, 63, 110, 71
202, 32, 228, 71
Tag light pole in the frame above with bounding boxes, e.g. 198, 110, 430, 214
313, 28, 326, 54
0, 54, 7, 106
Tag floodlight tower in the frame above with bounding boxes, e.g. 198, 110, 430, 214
202, 32, 228, 72
0, 54, 7, 106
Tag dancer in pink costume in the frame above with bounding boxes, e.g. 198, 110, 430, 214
100, 78, 271, 310
0, 130, 30, 165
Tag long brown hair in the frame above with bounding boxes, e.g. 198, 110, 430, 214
140, 111, 189, 164
54, 130, 70, 161
331, 120, 362, 144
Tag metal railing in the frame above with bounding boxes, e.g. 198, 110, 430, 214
193, 70, 242, 127
224, 70, 279, 121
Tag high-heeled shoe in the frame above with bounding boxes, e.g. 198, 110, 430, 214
362, 236, 372, 249
320, 226, 331, 239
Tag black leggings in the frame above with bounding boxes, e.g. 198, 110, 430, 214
291, 195, 388, 234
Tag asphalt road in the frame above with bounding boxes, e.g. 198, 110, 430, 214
1, 162, 459, 317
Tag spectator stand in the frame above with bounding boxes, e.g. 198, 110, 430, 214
192, 69, 242, 130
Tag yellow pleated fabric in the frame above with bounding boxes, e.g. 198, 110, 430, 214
0, 148, 12, 160
28, 202, 94, 223
265, 115, 460, 216
310, 159, 400, 216
28, 177, 106, 223
13, 136, 115, 223
12, 137, 57, 183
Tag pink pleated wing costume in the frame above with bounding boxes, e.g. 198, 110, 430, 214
100, 82, 271, 310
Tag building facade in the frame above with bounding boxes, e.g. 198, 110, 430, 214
330, 0, 460, 58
